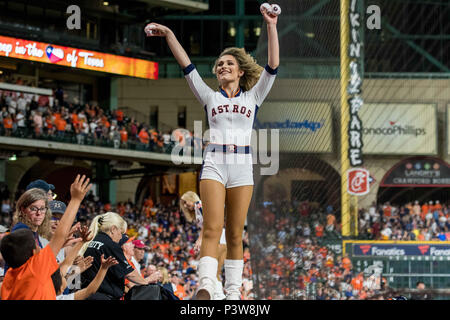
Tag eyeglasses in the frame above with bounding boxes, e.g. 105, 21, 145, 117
28, 206, 47, 214
51, 216, 61, 221
48, 191, 57, 200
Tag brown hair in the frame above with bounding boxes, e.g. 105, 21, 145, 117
213, 47, 264, 92
13, 188, 52, 240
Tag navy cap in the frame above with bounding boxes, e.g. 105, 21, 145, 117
26, 179, 55, 193
119, 234, 129, 246
49, 200, 66, 214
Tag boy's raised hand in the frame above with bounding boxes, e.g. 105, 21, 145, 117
70, 175, 92, 202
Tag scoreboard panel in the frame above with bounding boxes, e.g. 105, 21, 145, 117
344, 240, 450, 292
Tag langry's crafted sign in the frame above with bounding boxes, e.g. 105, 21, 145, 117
0, 35, 158, 79
352, 242, 450, 257
360, 103, 437, 155
381, 157, 450, 187
254, 102, 332, 153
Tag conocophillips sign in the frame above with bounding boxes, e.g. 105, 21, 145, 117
360, 103, 437, 155
254, 102, 332, 153
352, 242, 450, 257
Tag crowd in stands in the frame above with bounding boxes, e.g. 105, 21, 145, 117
0, 172, 448, 300
0, 79, 201, 155
0, 179, 251, 300
250, 199, 450, 300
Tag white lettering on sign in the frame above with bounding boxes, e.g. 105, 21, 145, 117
25, 43, 44, 57
15, 42, 26, 55
430, 247, 450, 256
0, 42, 13, 56
371, 247, 406, 256
79, 52, 104, 68
67, 49, 78, 67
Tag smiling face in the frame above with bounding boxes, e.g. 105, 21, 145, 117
23, 199, 47, 229
215, 54, 244, 87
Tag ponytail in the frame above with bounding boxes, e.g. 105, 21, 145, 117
79, 212, 127, 256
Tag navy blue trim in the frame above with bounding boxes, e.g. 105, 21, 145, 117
265, 65, 278, 75
199, 160, 205, 179
206, 144, 251, 154
219, 87, 242, 98
253, 104, 259, 124
183, 64, 196, 75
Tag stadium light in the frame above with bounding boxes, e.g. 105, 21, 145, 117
103, 1, 109, 6
8, 154, 17, 161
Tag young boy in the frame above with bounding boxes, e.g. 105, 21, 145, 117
0, 175, 91, 300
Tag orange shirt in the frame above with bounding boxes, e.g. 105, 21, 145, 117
120, 129, 128, 142
351, 275, 364, 291
124, 257, 136, 287
138, 130, 149, 144
422, 204, 429, 215
174, 284, 185, 300
3, 118, 13, 129
116, 110, 124, 121
342, 257, 352, 270
55, 118, 67, 131
315, 225, 324, 237
1, 245, 58, 300
46, 118, 53, 129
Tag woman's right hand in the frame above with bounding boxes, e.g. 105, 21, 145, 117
144, 23, 172, 38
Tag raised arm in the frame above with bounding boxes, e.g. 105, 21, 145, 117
260, 5, 280, 69
144, 23, 191, 69
49, 175, 91, 257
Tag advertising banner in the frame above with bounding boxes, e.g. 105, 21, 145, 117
254, 102, 332, 153
0, 35, 158, 79
360, 103, 437, 155
381, 157, 450, 187
350, 241, 450, 257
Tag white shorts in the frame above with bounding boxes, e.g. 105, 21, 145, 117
219, 228, 226, 245
200, 151, 253, 188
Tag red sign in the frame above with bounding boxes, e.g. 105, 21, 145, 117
347, 168, 370, 196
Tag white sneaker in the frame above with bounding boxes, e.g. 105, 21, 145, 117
213, 279, 226, 300
196, 256, 218, 300
224, 259, 244, 300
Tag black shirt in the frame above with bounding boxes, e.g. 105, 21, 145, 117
81, 232, 134, 299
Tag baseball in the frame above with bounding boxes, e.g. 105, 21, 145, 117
260, 3, 272, 14
271, 4, 281, 16
144, 24, 157, 35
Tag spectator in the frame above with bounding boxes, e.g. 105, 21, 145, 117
39, 200, 68, 263
79, 212, 154, 300
132, 239, 148, 274
10, 188, 52, 248
26, 179, 56, 202
0, 175, 90, 300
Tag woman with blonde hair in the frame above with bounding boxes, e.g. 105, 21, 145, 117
180, 191, 227, 300
79, 212, 153, 300
146, 3, 279, 300
11, 188, 52, 247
